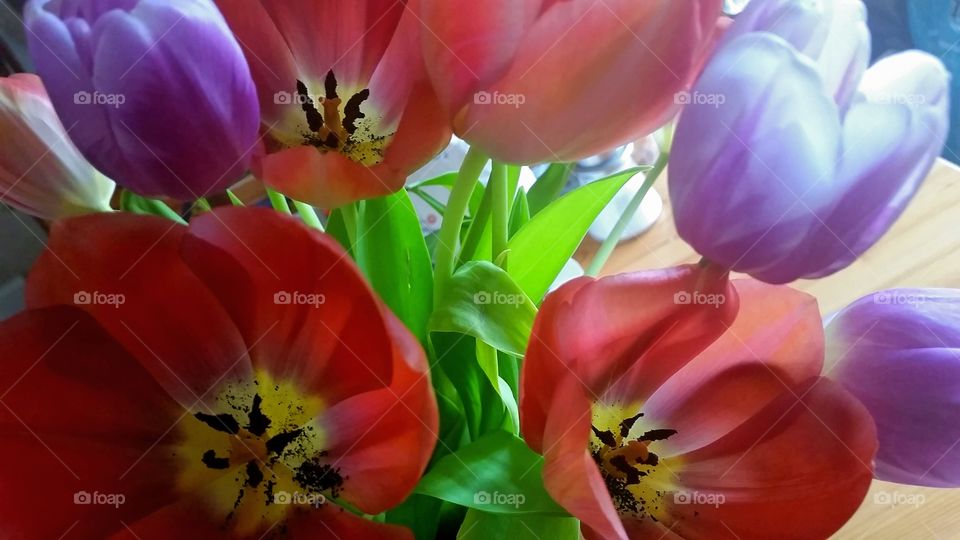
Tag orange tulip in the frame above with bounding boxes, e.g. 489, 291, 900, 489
419, 0, 723, 164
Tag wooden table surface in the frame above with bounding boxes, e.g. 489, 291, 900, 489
577, 158, 960, 539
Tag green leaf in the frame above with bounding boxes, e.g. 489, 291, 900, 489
458, 510, 580, 540
359, 191, 433, 342
430, 333, 509, 441
509, 190, 530, 238
119, 191, 186, 224
527, 163, 573, 216
415, 430, 567, 516
429, 261, 536, 357
507, 170, 637, 303
324, 208, 353, 256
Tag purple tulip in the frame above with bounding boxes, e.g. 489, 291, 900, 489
826, 289, 960, 487
669, 0, 949, 284
24, 0, 260, 200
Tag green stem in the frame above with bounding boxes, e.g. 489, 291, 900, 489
265, 187, 291, 214
586, 152, 669, 277
226, 189, 245, 207
293, 200, 325, 232
490, 162, 509, 267
340, 202, 359, 247
434, 147, 490, 306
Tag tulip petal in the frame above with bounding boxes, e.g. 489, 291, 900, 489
314, 317, 437, 514
644, 280, 823, 456
826, 289, 960, 487
25, 212, 251, 407
26, 0, 260, 200
461, 0, 722, 163
669, 32, 842, 284
796, 52, 949, 279
540, 377, 628, 540
520, 264, 737, 452
419, 0, 542, 116
287, 503, 414, 539
181, 207, 395, 403
667, 378, 876, 539
0, 307, 182, 539
0, 74, 113, 219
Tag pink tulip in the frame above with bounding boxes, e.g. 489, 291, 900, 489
419, 0, 723, 164
216, 0, 451, 208
0, 74, 113, 220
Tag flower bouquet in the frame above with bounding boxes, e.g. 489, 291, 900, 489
0, 0, 955, 538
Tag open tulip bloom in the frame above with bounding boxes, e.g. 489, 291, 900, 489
0, 0, 959, 538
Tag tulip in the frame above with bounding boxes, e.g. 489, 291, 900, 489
24, 0, 260, 200
1, 207, 437, 537
0, 73, 113, 219
215, 0, 451, 209
826, 289, 960, 488
521, 265, 877, 539
669, 0, 950, 284
419, 0, 724, 164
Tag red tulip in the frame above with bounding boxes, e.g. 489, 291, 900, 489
0, 207, 437, 538
520, 265, 877, 539
216, 0, 451, 208
419, 0, 723, 164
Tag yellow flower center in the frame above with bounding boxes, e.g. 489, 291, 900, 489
174, 370, 333, 535
590, 403, 679, 522
274, 70, 390, 166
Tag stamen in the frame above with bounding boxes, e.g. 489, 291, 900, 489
343, 89, 370, 134
265, 428, 304, 456
296, 80, 324, 133
592, 425, 618, 447
202, 449, 230, 470
619, 412, 644, 437
195, 412, 240, 435
246, 394, 271, 436
324, 70, 339, 100
244, 461, 264, 488
639, 429, 677, 442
